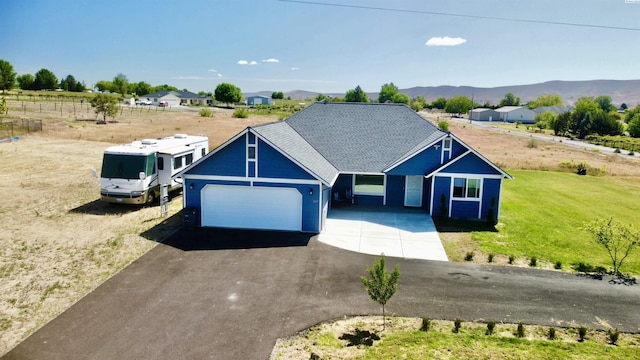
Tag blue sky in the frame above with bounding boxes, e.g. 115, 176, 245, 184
1, 0, 639, 94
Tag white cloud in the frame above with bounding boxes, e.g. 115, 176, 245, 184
262, 58, 279, 63
425, 36, 467, 46
290, 67, 300, 71
217, 73, 223, 77
249, 60, 258, 65
237, 60, 248, 65
208, 68, 217, 72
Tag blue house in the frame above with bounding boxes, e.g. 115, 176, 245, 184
180, 102, 512, 233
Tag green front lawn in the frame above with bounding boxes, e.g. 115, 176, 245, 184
473, 170, 640, 274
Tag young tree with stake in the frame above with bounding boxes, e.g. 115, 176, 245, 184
360, 256, 400, 330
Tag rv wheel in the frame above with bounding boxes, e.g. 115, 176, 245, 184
146, 191, 156, 205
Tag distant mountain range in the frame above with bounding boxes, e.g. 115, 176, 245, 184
246, 80, 640, 106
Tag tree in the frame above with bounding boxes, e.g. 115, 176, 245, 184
431, 97, 447, 110
130, 81, 152, 96
528, 94, 563, 109
271, 91, 284, 100
584, 217, 639, 276
0, 97, 7, 118
569, 97, 601, 139
391, 93, 410, 105
444, 95, 472, 116
16, 74, 34, 90
627, 112, 640, 138
534, 111, 557, 130
360, 257, 400, 330
112, 73, 129, 95
33, 68, 58, 90
595, 95, 614, 112
620, 103, 628, 111
0, 59, 17, 92
498, 92, 520, 107
152, 84, 178, 92
214, 82, 242, 107
553, 112, 570, 136
624, 105, 640, 124
589, 111, 623, 136
378, 82, 398, 103
315, 93, 328, 101
89, 93, 118, 122
344, 85, 369, 102
59, 74, 79, 92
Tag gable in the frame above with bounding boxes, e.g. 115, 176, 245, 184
437, 152, 504, 176
386, 142, 443, 176
256, 138, 316, 180
185, 134, 246, 176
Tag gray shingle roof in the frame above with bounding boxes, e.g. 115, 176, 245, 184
252, 121, 339, 185
252, 102, 445, 181
140, 90, 209, 99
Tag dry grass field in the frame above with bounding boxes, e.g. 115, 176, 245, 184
0, 101, 638, 356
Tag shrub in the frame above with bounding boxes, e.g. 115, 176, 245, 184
548, 327, 556, 340
529, 256, 537, 267
607, 328, 620, 345
629, 150, 635, 156
573, 262, 594, 273
527, 139, 538, 148
578, 326, 588, 342
516, 323, 525, 338
453, 318, 462, 333
614, 147, 621, 154
420, 318, 431, 332
486, 321, 496, 335
438, 120, 449, 132
464, 252, 474, 262
508, 255, 515, 265
232, 108, 249, 118
576, 162, 587, 175
199, 108, 212, 117
554, 261, 562, 270
487, 253, 494, 263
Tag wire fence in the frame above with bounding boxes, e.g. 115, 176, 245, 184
0, 119, 43, 139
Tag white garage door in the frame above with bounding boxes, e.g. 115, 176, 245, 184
201, 185, 302, 231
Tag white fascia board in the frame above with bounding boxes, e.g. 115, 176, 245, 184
182, 174, 321, 185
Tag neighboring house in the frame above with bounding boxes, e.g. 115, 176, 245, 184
180, 102, 512, 233
495, 106, 536, 124
531, 105, 570, 115
469, 108, 500, 121
247, 95, 274, 106
139, 90, 211, 106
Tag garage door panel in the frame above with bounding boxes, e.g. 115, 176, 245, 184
201, 185, 302, 231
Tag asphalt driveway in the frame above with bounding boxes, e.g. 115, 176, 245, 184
4, 228, 639, 359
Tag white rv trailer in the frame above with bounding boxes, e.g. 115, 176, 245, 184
100, 134, 208, 204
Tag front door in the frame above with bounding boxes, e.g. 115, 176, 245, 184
404, 176, 423, 207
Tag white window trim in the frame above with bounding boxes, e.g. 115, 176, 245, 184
246, 135, 257, 177
451, 177, 482, 201
441, 137, 452, 164
352, 174, 387, 204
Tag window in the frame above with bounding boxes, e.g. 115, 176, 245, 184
201, 148, 206, 157
185, 153, 193, 165
158, 157, 164, 171
452, 178, 481, 199
354, 174, 384, 195
442, 137, 452, 163
174, 156, 183, 170
247, 146, 256, 160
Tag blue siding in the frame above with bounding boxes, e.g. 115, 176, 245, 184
421, 177, 432, 210
450, 138, 467, 158
253, 181, 320, 232
451, 200, 480, 218
257, 139, 316, 180
186, 135, 246, 176
387, 144, 442, 176
355, 195, 384, 206
481, 178, 502, 220
385, 175, 404, 206
431, 176, 450, 218
442, 152, 502, 175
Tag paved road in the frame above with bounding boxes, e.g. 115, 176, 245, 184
4, 229, 639, 360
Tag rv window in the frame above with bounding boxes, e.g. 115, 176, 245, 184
174, 156, 183, 170
201, 148, 206, 156
158, 157, 164, 171
185, 153, 193, 165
